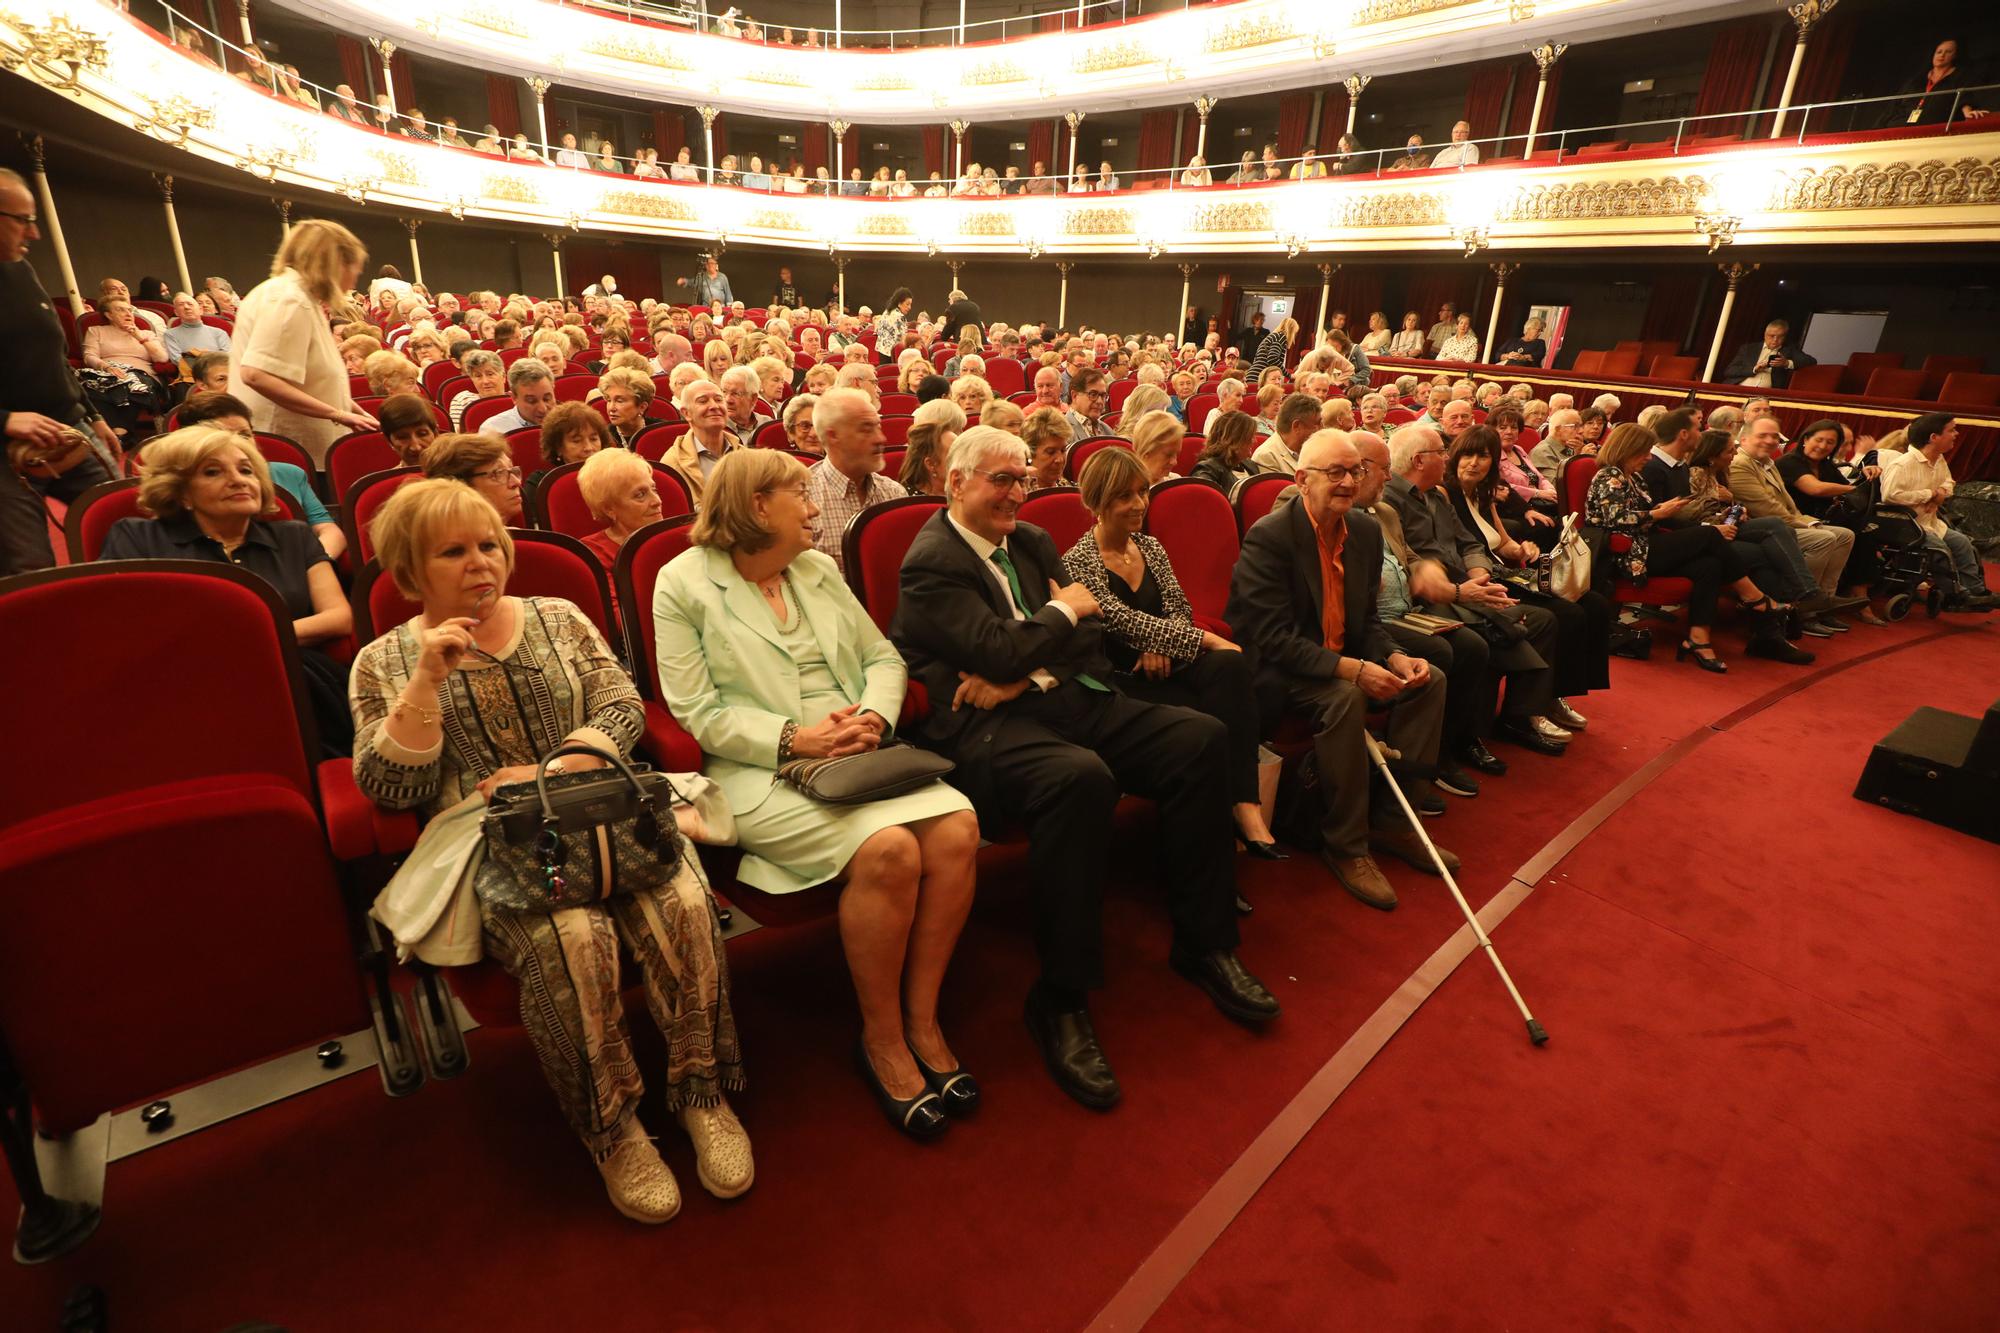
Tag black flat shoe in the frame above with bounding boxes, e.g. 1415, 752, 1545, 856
855, 1039, 949, 1140
1241, 839, 1289, 861
1024, 989, 1121, 1110
1743, 634, 1815, 666
1460, 740, 1509, 776
908, 1043, 981, 1117
1171, 950, 1281, 1024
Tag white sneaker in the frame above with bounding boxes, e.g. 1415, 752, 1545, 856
679, 1099, 755, 1199
598, 1133, 681, 1224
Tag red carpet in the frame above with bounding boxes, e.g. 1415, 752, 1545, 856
3, 610, 1995, 1331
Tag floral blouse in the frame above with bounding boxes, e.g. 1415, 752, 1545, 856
1584, 466, 1657, 580
1436, 333, 1481, 363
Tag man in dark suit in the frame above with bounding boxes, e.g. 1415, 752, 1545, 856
1225, 429, 1451, 911
891, 426, 1278, 1109
1722, 319, 1816, 390
1231, 310, 1266, 363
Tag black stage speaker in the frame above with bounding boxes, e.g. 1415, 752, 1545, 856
1853, 700, 2000, 844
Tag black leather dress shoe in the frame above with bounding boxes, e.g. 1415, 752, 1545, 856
1241, 839, 1289, 861
909, 1043, 981, 1117
1024, 990, 1121, 1110
1460, 740, 1509, 776
855, 1039, 949, 1140
1171, 950, 1281, 1023
1493, 718, 1566, 757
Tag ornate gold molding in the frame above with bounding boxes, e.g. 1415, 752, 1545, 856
1203, 15, 1294, 53
1074, 41, 1152, 75
1067, 208, 1135, 236
1340, 193, 1447, 228
962, 61, 1029, 87
599, 190, 695, 221
1188, 202, 1274, 233
1772, 157, 2000, 210
1498, 176, 1709, 222
1355, 0, 1471, 23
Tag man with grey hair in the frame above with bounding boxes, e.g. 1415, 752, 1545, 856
804, 386, 903, 570
1724, 318, 1815, 389
1227, 428, 1450, 908
891, 425, 1278, 1109
719, 364, 773, 445
1591, 392, 1621, 417
479, 359, 557, 436
652, 332, 694, 373
1547, 392, 1574, 414
659, 378, 738, 505
1250, 393, 1324, 473
1429, 120, 1481, 169
163, 290, 230, 361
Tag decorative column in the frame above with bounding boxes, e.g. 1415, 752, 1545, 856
368, 38, 398, 112
274, 197, 292, 245
1192, 96, 1217, 162
698, 105, 720, 183
403, 218, 425, 288
1770, 0, 1837, 139
1315, 262, 1335, 337
1702, 262, 1757, 383
24, 137, 85, 321
527, 77, 552, 156
1342, 75, 1370, 135
1063, 111, 1085, 181
1175, 263, 1198, 348
949, 120, 970, 179
947, 259, 964, 298
1056, 260, 1074, 329
1482, 262, 1520, 362
154, 173, 193, 298
1522, 43, 1567, 157
236, 0, 254, 46
544, 233, 566, 301
830, 118, 851, 185
832, 253, 849, 314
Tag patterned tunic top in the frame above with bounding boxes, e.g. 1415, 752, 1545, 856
1584, 466, 1657, 580
350, 595, 645, 819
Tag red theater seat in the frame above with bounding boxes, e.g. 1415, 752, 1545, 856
64, 476, 143, 563
633, 422, 691, 460
460, 396, 516, 433
612, 516, 704, 773
1232, 472, 1293, 534
1921, 356, 1985, 401
1863, 367, 1927, 400
1065, 436, 1130, 482
1649, 355, 1699, 381
326, 431, 403, 502
1600, 349, 1642, 377
1561, 456, 1692, 613
342, 467, 422, 563
1787, 364, 1846, 395
1144, 477, 1238, 631
1572, 350, 1607, 375
1017, 486, 1091, 553
843, 495, 946, 634
752, 420, 790, 448
1186, 393, 1220, 433
1842, 352, 1904, 395
529, 460, 692, 538
1938, 372, 2000, 408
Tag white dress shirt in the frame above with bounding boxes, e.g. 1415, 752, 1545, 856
946, 512, 1076, 693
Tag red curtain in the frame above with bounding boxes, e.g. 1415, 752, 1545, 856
1275, 93, 1313, 159
1137, 110, 1177, 174
1402, 270, 1480, 327
1326, 270, 1386, 329
653, 109, 686, 159
336, 36, 370, 101
711, 113, 728, 158
1507, 57, 1563, 142
1463, 62, 1514, 143
1179, 111, 1203, 165
1316, 87, 1349, 151
1055, 120, 1070, 175
841, 124, 860, 174
1639, 269, 1703, 347
924, 125, 947, 177
1695, 17, 1776, 136
1763, 10, 1858, 135
799, 123, 826, 175
1026, 121, 1054, 176
485, 76, 521, 139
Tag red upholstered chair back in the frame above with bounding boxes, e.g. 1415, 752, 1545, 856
326, 431, 403, 501
1561, 455, 1599, 519
1572, 350, 1606, 375
506, 427, 548, 475
498, 347, 529, 365
343, 467, 423, 563
881, 415, 913, 446
352, 395, 388, 419
508, 529, 620, 651
614, 516, 697, 695
1144, 477, 1239, 625
1177, 434, 1207, 475
1065, 436, 1129, 481
634, 422, 691, 460
1107, 378, 1139, 412
879, 392, 919, 415
252, 432, 314, 476
930, 344, 955, 371
1007, 390, 1039, 408
433, 375, 471, 407
65, 476, 143, 563
1232, 472, 1293, 534
421, 359, 460, 399
843, 494, 946, 632
355, 558, 422, 642
1787, 364, 1845, 395
752, 420, 790, 448
552, 374, 597, 403
1599, 348, 1642, 377
532, 460, 691, 537
461, 396, 515, 433
1385, 407, 1419, 425
1649, 355, 1699, 381
1938, 372, 2000, 408
1863, 368, 1927, 401
985, 358, 1025, 397
881, 447, 906, 479
348, 373, 372, 397
1017, 486, 1091, 553
1920, 354, 1983, 401
1186, 393, 1220, 433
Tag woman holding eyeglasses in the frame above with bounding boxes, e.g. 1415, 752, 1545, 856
653, 449, 981, 1142
351, 478, 750, 1225
422, 433, 524, 524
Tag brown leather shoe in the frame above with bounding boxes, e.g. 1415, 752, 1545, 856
1368, 827, 1460, 876
1321, 850, 1397, 910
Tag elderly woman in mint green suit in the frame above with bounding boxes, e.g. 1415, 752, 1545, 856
654, 449, 983, 1140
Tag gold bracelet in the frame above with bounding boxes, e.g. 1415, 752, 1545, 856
389, 698, 438, 726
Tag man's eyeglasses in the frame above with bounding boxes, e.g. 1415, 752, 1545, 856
472, 465, 523, 483
0, 211, 37, 227
1300, 462, 1372, 484
968, 468, 1029, 492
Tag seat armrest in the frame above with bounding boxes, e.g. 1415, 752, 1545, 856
317, 758, 421, 860
640, 700, 705, 772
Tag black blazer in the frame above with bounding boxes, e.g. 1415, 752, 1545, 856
1225, 499, 1394, 685
890, 511, 1113, 747
1721, 340, 1815, 388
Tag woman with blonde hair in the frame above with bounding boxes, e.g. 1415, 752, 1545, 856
363, 349, 421, 398
529, 338, 570, 378
1249, 315, 1299, 379
576, 448, 667, 619
231, 218, 378, 463
1359, 311, 1393, 355
403, 328, 449, 367
899, 420, 955, 495
802, 362, 838, 396
702, 338, 733, 381
352, 478, 747, 1222
1021, 406, 1074, 491
749, 354, 791, 406
980, 399, 1026, 436
1126, 410, 1185, 485
597, 367, 656, 449
102, 426, 353, 751
1389, 311, 1426, 358
896, 350, 929, 395
949, 374, 993, 420
1120, 383, 1170, 427
654, 449, 981, 1138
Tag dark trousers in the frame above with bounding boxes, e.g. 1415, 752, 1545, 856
1116, 645, 1283, 807
942, 682, 1240, 994
1646, 525, 1729, 627
1521, 588, 1612, 695
1, 452, 113, 576
1281, 671, 1445, 857
1387, 622, 1490, 752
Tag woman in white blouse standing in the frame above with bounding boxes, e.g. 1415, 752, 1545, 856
228, 219, 378, 465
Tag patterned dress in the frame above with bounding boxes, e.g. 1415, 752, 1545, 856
351, 595, 743, 1158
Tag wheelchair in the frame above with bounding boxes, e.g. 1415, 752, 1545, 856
1870, 503, 1957, 620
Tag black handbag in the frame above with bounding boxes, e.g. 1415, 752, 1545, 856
776, 742, 955, 805
476, 743, 684, 912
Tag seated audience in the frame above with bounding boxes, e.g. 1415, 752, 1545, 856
655, 407, 981, 1142
803, 388, 904, 572
1189, 409, 1263, 494
1878, 412, 1995, 609
1389, 311, 1426, 357
889, 426, 1279, 1109
1225, 428, 1452, 908
174, 390, 343, 558
981, 400, 1027, 438
163, 290, 231, 361
597, 367, 655, 449
104, 427, 352, 753
480, 360, 558, 437
1586, 424, 1805, 672
422, 431, 525, 523
538, 400, 613, 472
1777, 418, 1886, 621
661, 379, 740, 506
574, 448, 666, 620
351, 478, 747, 1222
782, 393, 824, 456
1435, 314, 1481, 363
364, 349, 421, 398
1429, 121, 1481, 168
1251, 393, 1325, 474
1728, 414, 1857, 627
1488, 404, 1558, 522
1019, 407, 1073, 491
378, 392, 439, 466
899, 419, 954, 496
1493, 317, 1546, 368
1128, 411, 1184, 485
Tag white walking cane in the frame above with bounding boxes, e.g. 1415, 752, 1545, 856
1361, 731, 1549, 1046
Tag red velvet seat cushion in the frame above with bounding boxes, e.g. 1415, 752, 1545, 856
1145, 478, 1239, 625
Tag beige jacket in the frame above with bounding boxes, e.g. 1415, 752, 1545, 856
1728, 452, 1814, 530
657, 430, 740, 506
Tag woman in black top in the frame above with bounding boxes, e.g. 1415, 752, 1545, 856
1778, 418, 1883, 613
1188, 409, 1264, 494
1442, 426, 1612, 706
101, 426, 354, 753
1061, 446, 1285, 866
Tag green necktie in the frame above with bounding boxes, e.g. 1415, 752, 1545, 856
990, 547, 1107, 692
